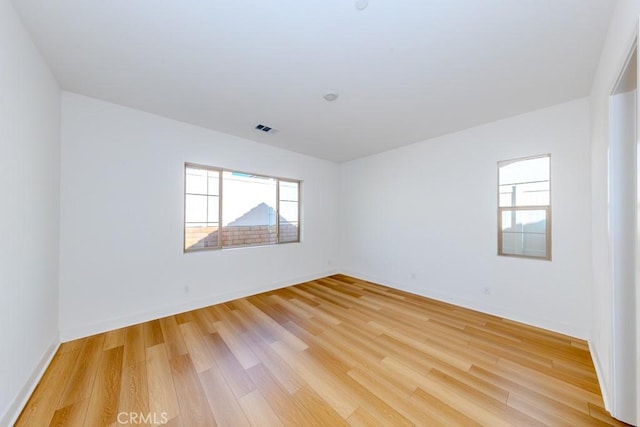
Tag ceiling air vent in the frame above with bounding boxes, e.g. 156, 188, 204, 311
255, 124, 277, 134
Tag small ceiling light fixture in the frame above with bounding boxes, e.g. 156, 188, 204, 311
323, 91, 339, 101
355, 0, 368, 11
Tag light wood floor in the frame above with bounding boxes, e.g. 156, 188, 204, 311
17, 275, 628, 426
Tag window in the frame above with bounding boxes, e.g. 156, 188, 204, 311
184, 163, 300, 252
498, 154, 551, 260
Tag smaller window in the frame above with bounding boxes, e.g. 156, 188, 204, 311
498, 154, 551, 260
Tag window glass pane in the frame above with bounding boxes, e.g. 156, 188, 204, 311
207, 196, 219, 223
185, 224, 219, 251
207, 172, 219, 196
279, 222, 299, 243
278, 181, 299, 243
501, 210, 546, 232
499, 156, 549, 186
501, 232, 547, 258
499, 181, 550, 207
279, 201, 299, 223
185, 194, 207, 223
222, 171, 277, 248
279, 181, 299, 201
186, 167, 208, 194
501, 209, 547, 258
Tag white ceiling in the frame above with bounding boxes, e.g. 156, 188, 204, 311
11, 0, 615, 163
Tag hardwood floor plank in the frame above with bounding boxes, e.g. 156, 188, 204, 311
192, 308, 218, 335
468, 364, 595, 415
58, 333, 106, 407
246, 363, 316, 427
17, 275, 627, 426
146, 343, 180, 420
230, 301, 280, 344
15, 349, 81, 426
239, 328, 305, 394
103, 328, 125, 350
143, 320, 165, 348
204, 332, 256, 399
238, 389, 284, 427
58, 338, 84, 354
214, 319, 261, 369
347, 364, 442, 425
240, 297, 309, 351
288, 297, 342, 326
299, 333, 354, 374
178, 321, 214, 373
293, 385, 349, 426
409, 387, 483, 427
270, 340, 360, 419
169, 354, 217, 427
48, 399, 89, 427
346, 407, 385, 427
159, 316, 188, 359
496, 358, 603, 407
507, 391, 611, 426
380, 356, 515, 427
426, 368, 545, 426
84, 345, 123, 426
199, 365, 251, 427
118, 361, 149, 426
269, 294, 313, 319
123, 324, 146, 368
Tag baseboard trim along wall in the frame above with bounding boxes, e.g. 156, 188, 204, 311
59, 269, 340, 342
2, 337, 60, 427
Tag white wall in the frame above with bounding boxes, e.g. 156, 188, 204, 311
339, 98, 592, 338
0, 0, 61, 424
59, 92, 339, 340
589, 0, 640, 411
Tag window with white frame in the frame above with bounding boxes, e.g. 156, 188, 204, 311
184, 163, 300, 252
498, 154, 551, 260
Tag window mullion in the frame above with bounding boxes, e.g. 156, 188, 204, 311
276, 179, 281, 244
218, 169, 223, 248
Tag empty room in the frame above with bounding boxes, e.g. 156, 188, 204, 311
2, 0, 639, 425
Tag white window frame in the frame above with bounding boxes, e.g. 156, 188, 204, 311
497, 154, 552, 260
184, 163, 301, 252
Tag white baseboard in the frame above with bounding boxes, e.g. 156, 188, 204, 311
342, 269, 587, 340
1, 336, 60, 426
588, 340, 611, 412
59, 269, 340, 342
